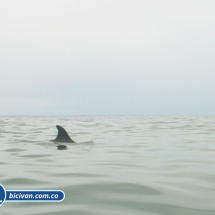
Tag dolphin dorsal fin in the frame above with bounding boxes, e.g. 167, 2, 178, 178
53, 125, 76, 143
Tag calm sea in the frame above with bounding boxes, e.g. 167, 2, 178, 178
0, 116, 215, 215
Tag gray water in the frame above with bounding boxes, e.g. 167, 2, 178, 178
0, 116, 215, 215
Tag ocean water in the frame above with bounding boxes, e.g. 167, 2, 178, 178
0, 116, 215, 215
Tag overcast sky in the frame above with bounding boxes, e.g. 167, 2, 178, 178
0, 0, 215, 115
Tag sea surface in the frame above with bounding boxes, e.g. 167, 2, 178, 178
0, 116, 215, 215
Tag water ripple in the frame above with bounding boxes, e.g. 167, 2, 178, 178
0, 116, 215, 214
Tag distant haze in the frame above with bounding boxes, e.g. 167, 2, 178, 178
1, 0, 215, 115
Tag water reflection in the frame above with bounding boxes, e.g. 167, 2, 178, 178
56, 145, 67, 150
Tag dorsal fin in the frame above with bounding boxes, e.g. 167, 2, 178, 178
52, 125, 76, 143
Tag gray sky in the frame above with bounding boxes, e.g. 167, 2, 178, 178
1, 0, 215, 115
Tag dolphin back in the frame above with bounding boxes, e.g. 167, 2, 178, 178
52, 125, 76, 143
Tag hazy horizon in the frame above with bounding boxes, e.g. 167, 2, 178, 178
1, 0, 215, 116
